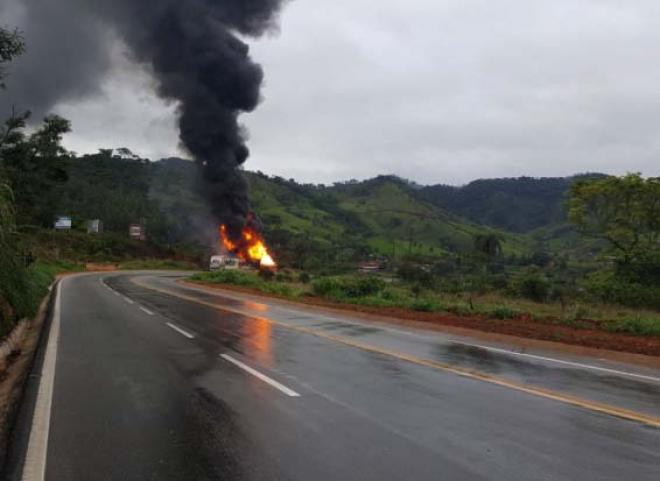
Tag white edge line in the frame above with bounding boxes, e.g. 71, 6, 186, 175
21, 280, 62, 481
165, 322, 195, 339
139, 306, 154, 316
220, 354, 300, 397
122, 296, 135, 305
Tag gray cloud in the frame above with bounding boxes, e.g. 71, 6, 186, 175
4, 0, 660, 185
0, 0, 112, 118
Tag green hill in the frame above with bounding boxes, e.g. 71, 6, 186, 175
52, 154, 605, 267
420, 174, 606, 233
246, 173, 530, 263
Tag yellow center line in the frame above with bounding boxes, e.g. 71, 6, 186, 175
133, 277, 660, 428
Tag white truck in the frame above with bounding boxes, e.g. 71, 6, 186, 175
209, 254, 240, 271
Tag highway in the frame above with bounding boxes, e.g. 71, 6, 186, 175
6, 271, 660, 480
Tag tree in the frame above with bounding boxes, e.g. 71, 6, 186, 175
0, 115, 72, 226
473, 233, 502, 260
0, 27, 25, 89
568, 173, 660, 266
0, 108, 30, 149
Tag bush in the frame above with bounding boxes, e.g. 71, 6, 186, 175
261, 283, 296, 297
118, 259, 198, 270
489, 306, 521, 320
0, 261, 77, 337
446, 303, 473, 316
606, 318, 660, 337
409, 298, 442, 312
397, 263, 435, 286
275, 269, 295, 283
259, 269, 275, 281
298, 272, 311, 284
584, 270, 660, 310
312, 275, 387, 299
192, 270, 262, 288
510, 269, 550, 302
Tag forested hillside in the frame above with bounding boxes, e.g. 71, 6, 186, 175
54, 154, 552, 261
420, 174, 606, 232
53, 155, 597, 264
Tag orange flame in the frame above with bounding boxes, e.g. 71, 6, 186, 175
220, 224, 277, 269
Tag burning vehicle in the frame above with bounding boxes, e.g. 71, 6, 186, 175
219, 214, 277, 271
209, 254, 240, 271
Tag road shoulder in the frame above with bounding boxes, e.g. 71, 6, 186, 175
0, 280, 57, 478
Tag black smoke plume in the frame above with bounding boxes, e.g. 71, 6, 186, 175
0, 0, 285, 240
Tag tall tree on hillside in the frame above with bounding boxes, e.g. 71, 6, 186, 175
0, 115, 71, 226
0, 24, 24, 237
568, 173, 660, 277
0, 25, 28, 328
0, 26, 24, 89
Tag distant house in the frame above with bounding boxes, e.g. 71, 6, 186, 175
87, 219, 103, 234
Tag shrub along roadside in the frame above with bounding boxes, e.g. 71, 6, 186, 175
584, 270, 660, 310
117, 259, 199, 271
0, 261, 80, 338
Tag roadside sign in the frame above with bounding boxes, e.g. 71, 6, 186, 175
129, 223, 146, 241
54, 216, 72, 230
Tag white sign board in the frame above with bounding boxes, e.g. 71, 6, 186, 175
54, 216, 72, 230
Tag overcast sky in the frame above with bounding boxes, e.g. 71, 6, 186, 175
46, 1, 660, 185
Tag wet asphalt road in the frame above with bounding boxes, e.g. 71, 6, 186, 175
7, 272, 660, 480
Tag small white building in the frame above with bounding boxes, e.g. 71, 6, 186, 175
87, 219, 103, 234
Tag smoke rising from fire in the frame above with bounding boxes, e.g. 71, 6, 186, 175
0, 0, 286, 239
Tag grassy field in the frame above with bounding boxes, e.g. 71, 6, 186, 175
116, 259, 200, 270
190, 270, 660, 338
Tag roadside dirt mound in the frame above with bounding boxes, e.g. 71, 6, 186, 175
189, 281, 660, 357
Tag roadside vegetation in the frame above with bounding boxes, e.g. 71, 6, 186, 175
191, 267, 660, 338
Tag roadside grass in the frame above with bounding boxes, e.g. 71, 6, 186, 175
0, 260, 81, 338
191, 270, 307, 297
117, 259, 200, 271
605, 318, 660, 337
189, 271, 660, 338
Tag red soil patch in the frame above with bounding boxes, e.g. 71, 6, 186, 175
188, 281, 660, 357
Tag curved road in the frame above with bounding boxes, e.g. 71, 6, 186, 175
6, 271, 660, 480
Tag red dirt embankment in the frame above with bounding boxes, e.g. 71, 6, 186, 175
188, 281, 660, 357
